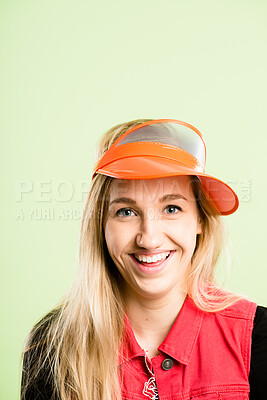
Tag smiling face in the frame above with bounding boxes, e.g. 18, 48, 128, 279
104, 175, 202, 301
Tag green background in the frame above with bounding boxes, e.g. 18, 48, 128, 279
1, 1, 267, 398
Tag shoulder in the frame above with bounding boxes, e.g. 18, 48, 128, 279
252, 305, 267, 337
21, 307, 61, 400
250, 305, 267, 357
249, 305, 267, 397
23, 307, 61, 366
27, 307, 60, 342
217, 297, 257, 320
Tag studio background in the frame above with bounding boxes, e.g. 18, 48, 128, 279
1, 1, 267, 398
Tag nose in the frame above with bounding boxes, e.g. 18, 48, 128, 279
135, 212, 164, 249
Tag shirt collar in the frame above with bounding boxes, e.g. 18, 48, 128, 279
118, 294, 203, 366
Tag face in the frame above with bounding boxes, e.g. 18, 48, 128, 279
104, 176, 202, 301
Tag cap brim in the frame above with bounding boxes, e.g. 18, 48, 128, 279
96, 156, 239, 216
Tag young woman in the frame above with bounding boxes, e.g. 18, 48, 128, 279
21, 119, 267, 400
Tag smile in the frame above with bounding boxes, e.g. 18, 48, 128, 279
129, 250, 175, 275
134, 251, 170, 264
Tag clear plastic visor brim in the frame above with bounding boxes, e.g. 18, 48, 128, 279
115, 122, 206, 168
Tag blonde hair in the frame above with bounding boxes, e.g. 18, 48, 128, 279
21, 118, 245, 400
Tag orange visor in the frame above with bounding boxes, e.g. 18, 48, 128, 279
92, 119, 239, 215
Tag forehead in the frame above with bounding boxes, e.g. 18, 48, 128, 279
108, 176, 195, 203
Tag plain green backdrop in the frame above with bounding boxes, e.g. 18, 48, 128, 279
1, 0, 267, 398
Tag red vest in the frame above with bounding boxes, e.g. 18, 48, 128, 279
118, 295, 257, 400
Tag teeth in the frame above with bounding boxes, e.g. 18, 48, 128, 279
134, 251, 170, 263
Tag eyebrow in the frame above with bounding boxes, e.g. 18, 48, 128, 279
109, 194, 188, 207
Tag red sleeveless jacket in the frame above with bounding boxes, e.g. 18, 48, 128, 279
118, 295, 257, 400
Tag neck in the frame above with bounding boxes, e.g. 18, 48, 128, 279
125, 289, 187, 346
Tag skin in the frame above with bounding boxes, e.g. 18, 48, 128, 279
104, 175, 202, 359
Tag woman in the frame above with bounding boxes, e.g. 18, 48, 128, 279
21, 119, 267, 400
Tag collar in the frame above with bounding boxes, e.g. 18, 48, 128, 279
118, 294, 204, 366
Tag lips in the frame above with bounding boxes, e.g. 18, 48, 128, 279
129, 250, 175, 274
133, 251, 170, 264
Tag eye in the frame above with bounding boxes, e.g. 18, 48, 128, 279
164, 205, 182, 214
115, 208, 136, 218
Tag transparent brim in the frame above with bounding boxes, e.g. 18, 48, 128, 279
116, 121, 206, 168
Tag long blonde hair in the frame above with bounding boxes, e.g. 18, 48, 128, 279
21, 118, 245, 400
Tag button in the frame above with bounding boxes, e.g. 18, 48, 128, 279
161, 358, 173, 370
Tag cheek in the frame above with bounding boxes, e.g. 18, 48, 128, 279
104, 223, 116, 255
104, 221, 127, 258
170, 221, 198, 251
